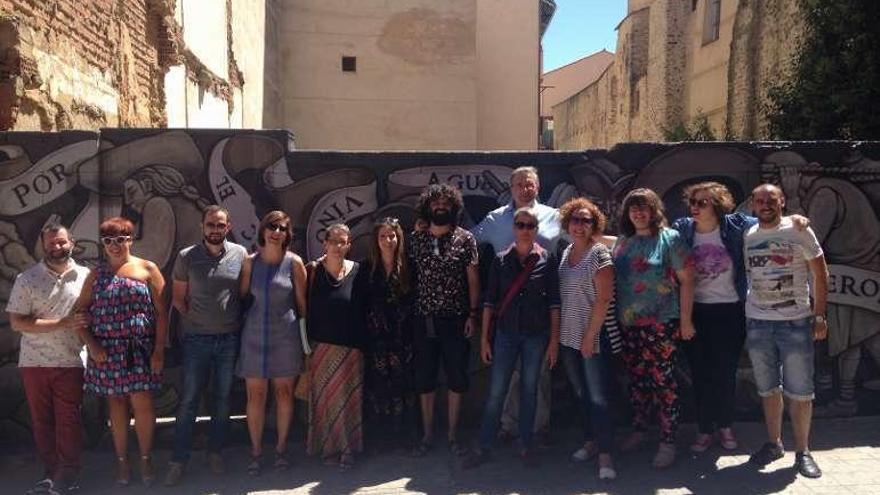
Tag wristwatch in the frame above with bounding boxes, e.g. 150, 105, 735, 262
813, 315, 827, 324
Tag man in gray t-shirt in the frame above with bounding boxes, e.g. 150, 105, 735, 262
165, 206, 247, 485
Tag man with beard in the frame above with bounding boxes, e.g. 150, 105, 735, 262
408, 184, 480, 457
165, 206, 247, 486
744, 185, 828, 479
6, 223, 91, 494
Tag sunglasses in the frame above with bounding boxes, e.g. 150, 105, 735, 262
688, 198, 712, 209
100, 235, 131, 246
569, 216, 595, 226
266, 223, 288, 233
514, 221, 538, 231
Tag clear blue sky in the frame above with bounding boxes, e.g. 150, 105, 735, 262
542, 0, 627, 72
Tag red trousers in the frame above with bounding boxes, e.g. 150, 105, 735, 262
21, 367, 84, 481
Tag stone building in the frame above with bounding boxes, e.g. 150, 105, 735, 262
0, 0, 555, 150
553, 0, 805, 150
0, 0, 269, 130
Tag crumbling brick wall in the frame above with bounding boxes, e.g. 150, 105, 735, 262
0, 0, 168, 130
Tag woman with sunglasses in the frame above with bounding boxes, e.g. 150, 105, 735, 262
556, 198, 617, 480
306, 223, 369, 471
73, 217, 168, 486
463, 207, 560, 468
362, 217, 416, 453
671, 182, 808, 453
237, 211, 307, 475
612, 188, 695, 468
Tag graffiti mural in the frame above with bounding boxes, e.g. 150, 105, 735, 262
0, 133, 878, 444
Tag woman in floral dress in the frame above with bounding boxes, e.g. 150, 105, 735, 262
362, 217, 415, 452
74, 217, 167, 486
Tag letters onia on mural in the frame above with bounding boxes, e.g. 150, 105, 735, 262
0, 130, 878, 442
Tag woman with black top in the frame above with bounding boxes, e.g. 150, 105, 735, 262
306, 223, 368, 471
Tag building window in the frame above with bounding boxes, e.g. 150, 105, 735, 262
342, 56, 357, 72
703, 0, 721, 44
692, 0, 698, 12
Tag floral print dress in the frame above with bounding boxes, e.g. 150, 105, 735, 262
83, 265, 161, 396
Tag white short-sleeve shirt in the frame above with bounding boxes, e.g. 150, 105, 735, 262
5, 260, 90, 367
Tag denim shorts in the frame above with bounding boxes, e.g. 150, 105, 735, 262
745, 317, 815, 400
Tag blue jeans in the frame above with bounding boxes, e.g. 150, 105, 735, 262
172, 332, 239, 463
478, 330, 548, 450
745, 317, 815, 400
560, 345, 613, 453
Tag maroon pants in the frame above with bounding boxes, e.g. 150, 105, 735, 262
21, 367, 84, 481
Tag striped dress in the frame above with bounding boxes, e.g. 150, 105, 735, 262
559, 243, 615, 353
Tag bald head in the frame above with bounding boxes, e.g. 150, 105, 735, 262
750, 183, 785, 226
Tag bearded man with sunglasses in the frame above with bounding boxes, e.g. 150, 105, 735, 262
164, 205, 248, 486
471, 167, 560, 447
6, 223, 90, 494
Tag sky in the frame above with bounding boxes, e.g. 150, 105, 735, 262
542, 0, 627, 72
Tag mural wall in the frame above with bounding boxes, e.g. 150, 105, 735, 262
0, 130, 878, 443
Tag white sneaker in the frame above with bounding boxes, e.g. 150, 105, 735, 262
570, 443, 597, 462
599, 466, 617, 480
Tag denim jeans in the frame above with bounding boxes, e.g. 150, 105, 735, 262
172, 332, 239, 463
746, 316, 815, 400
478, 330, 548, 450
559, 345, 614, 453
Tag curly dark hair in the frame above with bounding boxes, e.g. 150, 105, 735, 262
618, 188, 667, 237
682, 181, 736, 220
559, 197, 607, 234
415, 183, 464, 226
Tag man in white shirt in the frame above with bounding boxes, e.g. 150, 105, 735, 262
744, 184, 828, 479
6, 224, 90, 494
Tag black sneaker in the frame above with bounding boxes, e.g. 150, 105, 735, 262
749, 442, 784, 466
794, 451, 822, 478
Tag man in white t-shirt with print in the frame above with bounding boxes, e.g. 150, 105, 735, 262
6, 224, 90, 494
744, 184, 828, 479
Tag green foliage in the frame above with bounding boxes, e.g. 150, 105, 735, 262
662, 112, 717, 142
766, 0, 880, 139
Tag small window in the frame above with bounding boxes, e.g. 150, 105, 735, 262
692, 0, 698, 12
342, 56, 357, 72
703, 0, 721, 44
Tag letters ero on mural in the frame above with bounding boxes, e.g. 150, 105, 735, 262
0, 130, 878, 439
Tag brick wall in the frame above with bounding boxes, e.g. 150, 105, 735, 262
0, 0, 166, 130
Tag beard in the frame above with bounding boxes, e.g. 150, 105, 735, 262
430, 208, 454, 226
204, 234, 225, 246
46, 248, 72, 264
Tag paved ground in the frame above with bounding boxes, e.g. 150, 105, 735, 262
2, 416, 880, 494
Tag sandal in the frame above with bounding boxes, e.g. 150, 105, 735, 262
115, 456, 131, 486
448, 438, 468, 457
246, 455, 262, 477
339, 453, 355, 472
140, 454, 155, 487
411, 439, 433, 458
273, 452, 290, 471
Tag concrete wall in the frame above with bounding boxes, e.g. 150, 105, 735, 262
0, 130, 878, 442
475, 0, 540, 149
280, 0, 478, 150
279, 0, 541, 150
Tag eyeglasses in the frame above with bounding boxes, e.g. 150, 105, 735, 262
266, 223, 288, 233
514, 221, 538, 231
688, 198, 711, 209
100, 236, 131, 246
205, 222, 228, 230
569, 216, 595, 226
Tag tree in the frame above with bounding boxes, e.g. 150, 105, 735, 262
766, 0, 880, 140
